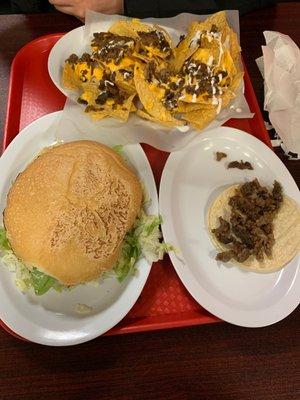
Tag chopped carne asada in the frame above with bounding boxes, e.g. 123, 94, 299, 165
162, 89, 181, 110
77, 97, 88, 105
227, 160, 254, 170
145, 60, 156, 82
175, 34, 186, 48
138, 30, 171, 54
215, 152, 227, 161
119, 69, 134, 81
181, 60, 228, 100
65, 53, 96, 74
212, 179, 283, 263
210, 24, 218, 33
66, 53, 79, 65
78, 71, 128, 107
91, 32, 135, 65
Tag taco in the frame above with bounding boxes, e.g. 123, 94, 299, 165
207, 179, 300, 273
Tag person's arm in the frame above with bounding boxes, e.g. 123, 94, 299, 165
48, 0, 123, 20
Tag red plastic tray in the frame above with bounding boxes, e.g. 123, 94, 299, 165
2, 33, 271, 340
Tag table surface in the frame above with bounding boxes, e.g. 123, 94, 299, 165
0, 3, 299, 400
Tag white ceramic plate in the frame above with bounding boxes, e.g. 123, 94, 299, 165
0, 111, 158, 345
159, 126, 300, 327
48, 26, 86, 100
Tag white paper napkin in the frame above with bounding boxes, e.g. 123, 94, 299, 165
256, 31, 300, 156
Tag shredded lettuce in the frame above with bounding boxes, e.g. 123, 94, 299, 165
112, 144, 124, 156
113, 211, 171, 282
0, 228, 10, 251
0, 228, 62, 295
0, 204, 171, 293
30, 268, 62, 296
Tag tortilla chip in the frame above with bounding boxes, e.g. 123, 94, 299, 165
223, 26, 241, 64
176, 101, 214, 113
136, 109, 183, 127
79, 81, 100, 105
171, 11, 235, 72
219, 50, 237, 80
106, 93, 136, 122
109, 19, 153, 39
62, 63, 81, 90
85, 107, 109, 120
191, 47, 219, 64
130, 102, 137, 112
171, 35, 198, 72
104, 57, 135, 72
115, 70, 136, 95
201, 11, 228, 34
182, 108, 216, 131
220, 71, 244, 110
85, 94, 135, 122
134, 63, 182, 124
109, 20, 173, 61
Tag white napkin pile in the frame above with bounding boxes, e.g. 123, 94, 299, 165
256, 31, 300, 157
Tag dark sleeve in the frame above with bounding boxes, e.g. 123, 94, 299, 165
10, 0, 53, 13
124, 0, 277, 18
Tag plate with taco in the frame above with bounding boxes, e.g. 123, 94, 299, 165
159, 126, 300, 327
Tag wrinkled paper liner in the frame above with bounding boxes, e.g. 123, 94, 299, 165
59, 9, 252, 152
256, 31, 300, 156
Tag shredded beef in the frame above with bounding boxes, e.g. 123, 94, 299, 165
216, 152, 227, 161
80, 53, 93, 64
162, 89, 180, 110
216, 250, 235, 262
212, 217, 233, 244
145, 60, 156, 82
77, 97, 88, 105
210, 24, 218, 33
212, 179, 283, 263
91, 71, 126, 106
138, 30, 170, 53
272, 180, 283, 206
227, 160, 254, 170
119, 69, 133, 80
92, 32, 134, 64
176, 34, 186, 48
66, 53, 78, 65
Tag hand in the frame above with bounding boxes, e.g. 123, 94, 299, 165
49, 0, 124, 20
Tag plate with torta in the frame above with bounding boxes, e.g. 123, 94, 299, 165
0, 111, 161, 346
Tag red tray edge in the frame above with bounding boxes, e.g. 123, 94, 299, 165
3, 34, 64, 154
1, 33, 270, 343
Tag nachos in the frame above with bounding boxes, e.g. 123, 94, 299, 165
62, 11, 243, 129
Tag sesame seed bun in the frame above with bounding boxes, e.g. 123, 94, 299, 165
4, 140, 142, 285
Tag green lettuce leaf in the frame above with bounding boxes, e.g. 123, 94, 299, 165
0, 230, 62, 295
112, 144, 124, 156
30, 268, 61, 296
0, 206, 171, 291
113, 211, 171, 282
0, 228, 11, 251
